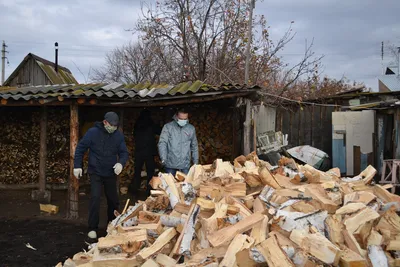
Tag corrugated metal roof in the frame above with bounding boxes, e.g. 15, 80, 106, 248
0, 81, 258, 102
3, 53, 78, 86
379, 75, 400, 91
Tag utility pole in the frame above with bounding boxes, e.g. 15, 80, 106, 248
244, 0, 255, 85
397, 46, 400, 76
1, 41, 8, 85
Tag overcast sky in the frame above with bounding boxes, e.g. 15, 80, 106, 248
1, 0, 399, 91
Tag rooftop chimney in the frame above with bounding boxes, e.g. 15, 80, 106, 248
55, 42, 58, 73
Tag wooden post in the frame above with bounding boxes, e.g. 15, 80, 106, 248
38, 106, 48, 192
67, 103, 79, 219
243, 99, 252, 155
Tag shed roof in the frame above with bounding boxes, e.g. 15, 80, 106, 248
3, 53, 78, 86
0, 81, 259, 106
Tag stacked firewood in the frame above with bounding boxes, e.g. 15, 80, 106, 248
59, 153, 400, 267
0, 107, 69, 184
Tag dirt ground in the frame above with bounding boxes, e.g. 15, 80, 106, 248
0, 187, 146, 267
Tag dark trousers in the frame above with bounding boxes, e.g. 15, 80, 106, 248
131, 154, 155, 195
88, 173, 119, 231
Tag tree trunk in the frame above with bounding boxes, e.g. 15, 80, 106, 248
67, 104, 79, 219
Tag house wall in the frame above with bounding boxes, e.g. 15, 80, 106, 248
6, 58, 51, 87
379, 80, 391, 93
276, 105, 334, 161
254, 105, 276, 134
0, 99, 241, 185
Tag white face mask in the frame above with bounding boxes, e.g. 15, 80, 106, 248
177, 119, 188, 127
105, 124, 117, 133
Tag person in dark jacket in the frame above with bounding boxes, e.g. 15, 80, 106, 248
129, 109, 161, 196
73, 111, 129, 239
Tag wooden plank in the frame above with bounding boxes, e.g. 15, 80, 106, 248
207, 212, 264, 247
39, 204, 59, 214
137, 228, 177, 261
67, 103, 79, 219
256, 236, 294, 267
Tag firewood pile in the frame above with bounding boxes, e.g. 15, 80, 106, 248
58, 152, 400, 267
0, 107, 69, 184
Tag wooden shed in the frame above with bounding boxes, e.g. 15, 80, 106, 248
0, 81, 258, 218
3, 53, 78, 87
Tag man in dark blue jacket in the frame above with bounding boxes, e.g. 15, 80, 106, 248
73, 111, 129, 239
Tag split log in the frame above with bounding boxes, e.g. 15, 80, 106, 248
39, 204, 59, 214
304, 185, 338, 213
340, 247, 368, 267
250, 215, 269, 245
344, 191, 376, 205
160, 173, 181, 208
137, 228, 177, 261
155, 254, 176, 267
368, 245, 388, 267
344, 207, 380, 233
336, 202, 367, 215
256, 235, 294, 267
387, 240, 400, 251
219, 234, 249, 267
325, 214, 344, 247
97, 230, 147, 255
171, 204, 200, 256
207, 212, 264, 247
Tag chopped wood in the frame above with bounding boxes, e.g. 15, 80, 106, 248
259, 167, 281, 189
304, 185, 338, 213
256, 236, 294, 267
301, 231, 342, 265
97, 230, 147, 254
325, 214, 344, 247
367, 230, 383, 246
340, 247, 368, 267
171, 204, 201, 257
208, 212, 264, 247
137, 228, 177, 261
374, 185, 400, 203
142, 259, 160, 267
251, 215, 269, 245
387, 240, 400, 251
336, 202, 367, 215
360, 165, 377, 184
160, 173, 182, 208
344, 207, 380, 233
343, 229, 367, 257
63, 155, 400, 267
176, 171, 187, 182
219, 234, 249, 267
344, 191, 376, 205
368, 245, 389, 267
39, 204, 59, 214
155, 254, 176, 267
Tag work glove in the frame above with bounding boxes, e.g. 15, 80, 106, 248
73, 168, 82, 179
113, 163, 123, 175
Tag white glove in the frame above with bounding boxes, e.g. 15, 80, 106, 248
113, 163, 123, 175
73, 168, 82, 179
